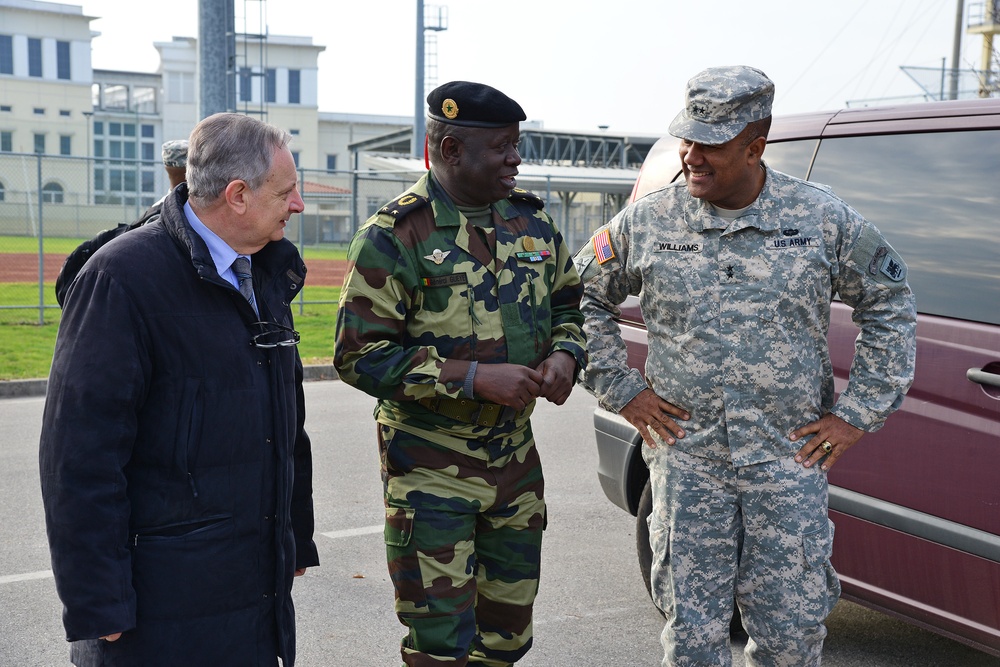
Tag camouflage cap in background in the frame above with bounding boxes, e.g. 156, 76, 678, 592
161, 139, 189, 168
668, 66, 774, 145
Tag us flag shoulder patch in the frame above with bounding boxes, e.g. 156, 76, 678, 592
594, 229, 616, 264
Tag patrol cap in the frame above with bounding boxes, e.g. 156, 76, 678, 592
426, 81, 526, 128
668, 66, 774, 145
161, 139, 189, 168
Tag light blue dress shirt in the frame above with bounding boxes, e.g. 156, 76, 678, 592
184, 200, 258, 315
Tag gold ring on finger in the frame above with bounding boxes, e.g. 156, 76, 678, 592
821, 440, 833, 454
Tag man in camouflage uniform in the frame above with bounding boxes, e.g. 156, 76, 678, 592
335, 81, 587, 667
577, 66, 916, 666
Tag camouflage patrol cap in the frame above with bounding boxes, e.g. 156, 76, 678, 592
427, 81, 526, 128
161, 139, 189, 168
668, 66, 774, 145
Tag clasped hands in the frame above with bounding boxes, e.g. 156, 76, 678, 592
472, 351, 578, 409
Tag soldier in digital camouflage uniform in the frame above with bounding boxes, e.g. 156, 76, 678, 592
335, 81, 587, 667
576, 66, 917, 666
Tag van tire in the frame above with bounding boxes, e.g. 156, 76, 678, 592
635, 477, 747, 639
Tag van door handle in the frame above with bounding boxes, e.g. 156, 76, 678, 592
967, 368, 1000, 388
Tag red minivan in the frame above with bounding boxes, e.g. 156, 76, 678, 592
591, 98, 1000, 656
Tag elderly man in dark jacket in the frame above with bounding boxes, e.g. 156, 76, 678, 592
39, 112, 319, 667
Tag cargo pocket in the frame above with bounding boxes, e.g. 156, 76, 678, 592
384, 506, 427, 615
648, 522, 674, 617
798, 519, 841, 627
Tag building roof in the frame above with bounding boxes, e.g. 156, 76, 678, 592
362, 154, 638, 196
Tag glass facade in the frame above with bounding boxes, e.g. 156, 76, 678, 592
93, 121, 158, 208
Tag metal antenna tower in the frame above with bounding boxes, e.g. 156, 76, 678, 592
234, 0, 269, 119
968, 0, 1000, 96
413, 1, 449, 158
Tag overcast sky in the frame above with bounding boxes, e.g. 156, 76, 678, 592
79, 0, 982, 134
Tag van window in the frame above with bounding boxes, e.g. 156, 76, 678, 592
807, 130, 1000, 325
762, 139, 817, 180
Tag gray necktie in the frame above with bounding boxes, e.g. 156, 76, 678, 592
231, 256, 256, 310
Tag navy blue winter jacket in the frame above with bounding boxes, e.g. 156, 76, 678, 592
39, 184, 319, 666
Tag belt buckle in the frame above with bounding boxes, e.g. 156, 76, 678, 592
472, 402, 500, 427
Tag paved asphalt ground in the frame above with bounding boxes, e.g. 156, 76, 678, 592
2, 380, 998, 666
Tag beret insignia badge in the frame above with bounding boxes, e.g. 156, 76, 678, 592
442, 99, 459, 120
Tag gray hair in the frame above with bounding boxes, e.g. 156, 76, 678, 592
186, 113, 292, 205
425, 117, 476, 166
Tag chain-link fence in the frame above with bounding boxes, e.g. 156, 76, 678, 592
1, 154, 632, 323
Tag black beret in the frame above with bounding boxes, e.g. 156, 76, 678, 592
426, 80, 526, 128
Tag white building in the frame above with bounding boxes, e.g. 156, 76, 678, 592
0, 0, 413, 237
1, 0, 642, 244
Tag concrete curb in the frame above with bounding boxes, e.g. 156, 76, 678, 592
0, 365, 339, 400
0, 378, 49, 400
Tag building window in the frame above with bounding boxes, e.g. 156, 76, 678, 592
0, 105, 11, 113
60, 135, 71, 156
34, 133, 45, 154
239, 67, 253, 102
42, 182, 64, 204
326, 154, 337, 172
0, 181, 4, 202
266, 69, 276, 103
290, 129, 299, 136
141, 124, 154, 138
0, 35, 13, 75
28, 38, 42, 77
134, 86, 157, 114
33, 108, 45, 115
142, 142, 154, 161
1, 131, 12, 152
288, 69, 300, 104
59, 109, 71, 117
104, 84, 129, 110
57, 41, 71, 80
167, 72, 195, 104
291, 151, 300, 168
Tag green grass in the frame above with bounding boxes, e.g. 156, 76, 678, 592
1, 236, 88, 255
0, 283, 339, 380
0, 235, 346, 379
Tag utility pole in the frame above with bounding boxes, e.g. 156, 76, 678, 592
200, 0, 236, 119
412, 1, 448, 158
950, 0, 964, 100
413, 0, 425, 157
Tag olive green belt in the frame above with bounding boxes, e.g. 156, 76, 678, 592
417, 397, 524, 427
